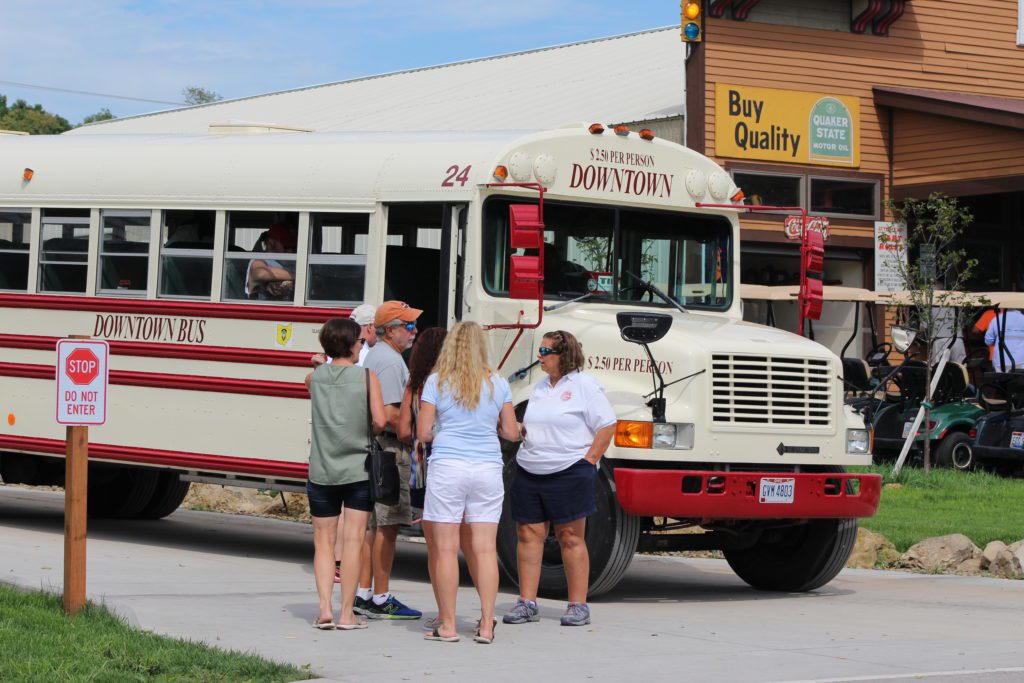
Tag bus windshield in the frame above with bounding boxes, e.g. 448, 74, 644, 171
483, 197, 732, 310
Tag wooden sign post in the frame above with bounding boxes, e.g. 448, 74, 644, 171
55, 337, 109, 616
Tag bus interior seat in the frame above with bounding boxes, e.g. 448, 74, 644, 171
384, 245, 441, 329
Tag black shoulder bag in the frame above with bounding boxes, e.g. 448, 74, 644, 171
364, 371, 400, 506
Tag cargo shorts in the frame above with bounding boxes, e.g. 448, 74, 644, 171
368, 434, 413, 528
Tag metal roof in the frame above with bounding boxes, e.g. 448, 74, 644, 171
70, 27, 685, 136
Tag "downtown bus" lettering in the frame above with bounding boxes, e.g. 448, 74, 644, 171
93, 314, 207, 343
568, 163, 674, 199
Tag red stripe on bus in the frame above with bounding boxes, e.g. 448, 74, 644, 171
0, 434, 308, 479
0, 333, 313, 368
0, 292, 348, 323
0, 362, 309, 399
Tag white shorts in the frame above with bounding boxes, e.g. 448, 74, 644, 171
423, 458, 504, 524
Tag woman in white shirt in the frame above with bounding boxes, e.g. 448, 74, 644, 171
503, 330, 616, 628
417, 321, 520, 643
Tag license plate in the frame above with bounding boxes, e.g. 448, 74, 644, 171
902, 421, 915, 439
1011, 432, 1024, 449
759, 477, 795, 504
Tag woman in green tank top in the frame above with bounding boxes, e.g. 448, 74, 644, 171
304, 318, 386, 630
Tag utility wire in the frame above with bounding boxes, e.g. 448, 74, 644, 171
0, 79, 182, 106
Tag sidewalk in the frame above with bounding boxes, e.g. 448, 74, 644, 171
3, 486, 1023, 683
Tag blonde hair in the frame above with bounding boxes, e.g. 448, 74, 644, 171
434, 321, 493, 410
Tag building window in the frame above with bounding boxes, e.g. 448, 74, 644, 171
98, 210, 151, 295
159, 210, 216, 299
809, 177, 878, 218
306, 213, 368, 305
39, 209, 90, 294
0, 209, 31, 291
732, 171, 803, 209
222, 211, 298, 303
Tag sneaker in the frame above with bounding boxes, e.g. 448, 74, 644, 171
502, 598, 540, 624
560, 602, 591, 626
363, 595, 422, 620
353, 596, 374, 617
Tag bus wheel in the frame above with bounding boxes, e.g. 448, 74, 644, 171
496, 458, 641, 599
87, 466, 160, 519
137, 472, 191, 519
724, 517, 858, 592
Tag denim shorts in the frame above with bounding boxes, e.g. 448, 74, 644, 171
306, 479, 373, 517
510, 459, 597, 525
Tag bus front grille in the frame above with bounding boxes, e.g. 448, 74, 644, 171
711, 354, 832, 428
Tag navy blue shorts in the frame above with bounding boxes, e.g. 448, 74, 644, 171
510, 459, 597, 525
306, 480, 373, 517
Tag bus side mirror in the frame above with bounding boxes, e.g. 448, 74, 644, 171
508, 204, 544, 299
616, 312, 672, 344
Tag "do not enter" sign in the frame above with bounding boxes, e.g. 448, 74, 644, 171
56, 339, 109, 425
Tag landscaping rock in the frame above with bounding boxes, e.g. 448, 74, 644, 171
899, 534, 980, 572
955, 557, 985, 575
847, 528, 900, 568
989, 548, 1023, 579
981, 541, 1007, 569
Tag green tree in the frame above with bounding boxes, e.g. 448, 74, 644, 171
182, 86, 223, 106
79, 108, 115, 126
887, 193, 981, 473
0, 95, 71, 134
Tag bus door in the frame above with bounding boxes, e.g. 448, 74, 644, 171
380, 203, 464, 331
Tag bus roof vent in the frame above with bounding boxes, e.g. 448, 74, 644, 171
208, 121, 314, 135
0, 129, 29, 136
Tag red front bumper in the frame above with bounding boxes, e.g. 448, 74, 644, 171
613, 469, 881, 519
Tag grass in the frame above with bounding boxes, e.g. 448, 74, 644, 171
0, 585, 312, 682
852, 465, 1024, 552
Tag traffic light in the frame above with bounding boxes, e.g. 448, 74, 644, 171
681, 1, 702, 42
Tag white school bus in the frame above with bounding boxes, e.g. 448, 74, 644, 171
0, 124, 879, 595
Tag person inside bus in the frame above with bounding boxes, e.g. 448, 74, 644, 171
355, 300, 423, 620
504, 330, 616, 628
304, 317, 386, 630
246, 223, 297, 300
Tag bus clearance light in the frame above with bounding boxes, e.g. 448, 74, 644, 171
589, 123, 605, 135
639, 129, 655, 141
492, 165, 508, 182
614, 124, 630, 136
22, 168, 33, 181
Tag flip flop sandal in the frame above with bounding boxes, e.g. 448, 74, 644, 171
423, 627, 460, 642
422, 615, 442, 631
336, 620, 368, 630
312, 619, 336, 630
473, 619, 497, 644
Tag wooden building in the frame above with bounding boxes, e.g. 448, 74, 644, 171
686, 0, 1024, 349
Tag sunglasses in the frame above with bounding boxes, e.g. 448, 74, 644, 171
538, 346, 560, 357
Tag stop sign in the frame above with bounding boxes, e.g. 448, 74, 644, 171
66, 347, 100, 385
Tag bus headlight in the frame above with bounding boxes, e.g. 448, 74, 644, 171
846, 428, 869, 454
653, 422, 695, 450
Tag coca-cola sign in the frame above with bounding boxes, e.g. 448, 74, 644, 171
784, 215, 830, 241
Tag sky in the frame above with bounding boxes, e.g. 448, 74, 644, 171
0, 1, 681, 125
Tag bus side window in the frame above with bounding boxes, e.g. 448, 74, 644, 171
38, 209, 90, 294
222, 211, 299, 303
98, 210, 151, 296
0, 209, 31, 291
306, 212, 368, 305
159, 210, 216, 299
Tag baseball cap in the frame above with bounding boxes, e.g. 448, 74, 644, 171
348, 303, 377, 326
375, 300, 422, 327
266, 223, 297, 250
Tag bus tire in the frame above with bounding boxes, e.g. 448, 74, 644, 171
87, 466, 160, 519
724, 517, 858, 592
137, 472, 191, 519
496, 457, 640, 599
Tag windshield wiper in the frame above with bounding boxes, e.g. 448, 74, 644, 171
544, 292, 594, 312
624, 271, 688, 314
